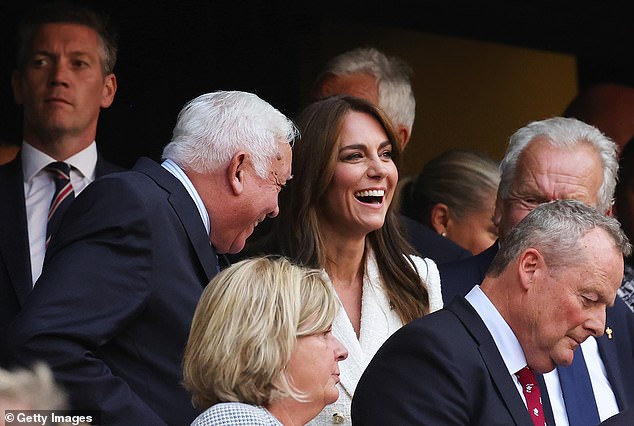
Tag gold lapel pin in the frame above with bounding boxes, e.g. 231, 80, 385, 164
606, 327, 613, 340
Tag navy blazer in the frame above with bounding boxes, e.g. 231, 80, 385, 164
399, 214, 472, 265
438, 242, 634, 413
600, 409, 634, 425
0, 154, 122, 342
438, 241, 498, 305
2, 157, 219, 426
352, 297, 556, 425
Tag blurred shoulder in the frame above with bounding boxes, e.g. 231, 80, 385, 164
191, 402, 281, 426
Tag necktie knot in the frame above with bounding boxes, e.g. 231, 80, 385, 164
516, 366, 537, 392
515, 366, 546, 426
45, 161, 72, 181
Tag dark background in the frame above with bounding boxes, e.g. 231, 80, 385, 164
2, 1, 633, 168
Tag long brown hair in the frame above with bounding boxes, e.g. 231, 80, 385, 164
267, 95, 430, 322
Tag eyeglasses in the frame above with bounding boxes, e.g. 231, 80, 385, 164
270, 170, 293, 193
504, 195, 546, 212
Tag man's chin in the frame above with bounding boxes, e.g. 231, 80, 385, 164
211, 232, 250, 255
226, 236, 249, 255
552, 350, 575, 369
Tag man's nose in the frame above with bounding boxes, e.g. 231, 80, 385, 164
586, 307, 606, 338
48, 62, 70, 88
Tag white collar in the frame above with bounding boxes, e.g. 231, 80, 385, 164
21, 140, 98, 182
465, 285, 527, 375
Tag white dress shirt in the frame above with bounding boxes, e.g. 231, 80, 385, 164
543, 337, 619, 424
465, 285, 531, 407
22, 141, 97, 285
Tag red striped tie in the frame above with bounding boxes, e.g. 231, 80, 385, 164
45, 162, 75, 248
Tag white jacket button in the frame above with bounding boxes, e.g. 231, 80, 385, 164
332, 412, 346, 424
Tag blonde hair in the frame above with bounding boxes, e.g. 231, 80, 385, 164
182, 256, 338, 410
0, 362, 67, 410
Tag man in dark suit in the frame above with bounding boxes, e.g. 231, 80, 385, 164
311, 47, 471, 265
0, 2, 122, 341
1, 91, 297, 426
353, 200, 630, 425
439, 117, 634, 423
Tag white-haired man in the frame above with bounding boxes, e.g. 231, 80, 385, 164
3, 91, 297, 426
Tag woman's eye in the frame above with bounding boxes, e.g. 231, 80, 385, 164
344, 153, 362, 161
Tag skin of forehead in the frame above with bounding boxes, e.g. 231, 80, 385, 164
513, 139, 603, 203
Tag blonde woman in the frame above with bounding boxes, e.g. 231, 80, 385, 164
183, 256, 347, 425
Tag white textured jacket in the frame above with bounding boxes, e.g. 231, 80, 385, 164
308, 250, 442, 425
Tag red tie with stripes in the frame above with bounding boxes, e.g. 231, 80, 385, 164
45, 162, 75, 248
515, 366, 546, 426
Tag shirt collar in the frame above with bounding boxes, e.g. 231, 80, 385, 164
465, 285, 527, 375
21, 140, 98, 182
161, 159, 210, 235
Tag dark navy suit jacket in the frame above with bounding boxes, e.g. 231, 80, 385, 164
352, 297, 556, 425
2, 158, 219, 426
438, 242, 634, 414
0, 153, 122, 341
399, 214, 472, 265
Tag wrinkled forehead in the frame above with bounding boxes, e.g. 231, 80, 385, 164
513, 140, 603, 204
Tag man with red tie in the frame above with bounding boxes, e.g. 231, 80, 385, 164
352, 200, 630, 425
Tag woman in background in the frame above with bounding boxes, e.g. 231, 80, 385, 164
260, 95, 442, 425
183, 256, 347, 425
399, 148, 500, 255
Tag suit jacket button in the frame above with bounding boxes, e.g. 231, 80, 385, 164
332, 412, 346, 424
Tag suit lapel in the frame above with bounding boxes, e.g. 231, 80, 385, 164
596, 302, 628, 410
332, 300, 365, 400
330, 252, 404, 400
0, 157, 33, 304
450, 298, 535, 426
329, 266, 366, 400
94, 154, 124, 177
134, 158, 218, 281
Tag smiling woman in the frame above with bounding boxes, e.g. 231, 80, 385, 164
253, 95, 443, 425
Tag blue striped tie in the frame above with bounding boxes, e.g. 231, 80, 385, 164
45, 162, 75, 248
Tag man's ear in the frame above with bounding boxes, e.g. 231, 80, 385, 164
492, 195, 504, 229
11, 70, 24, 105
227, 152, 247, 195
100, 73, 117, 108
397, 124, 411, 150
430, 203, 450, 235
517, 248, 541, 291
